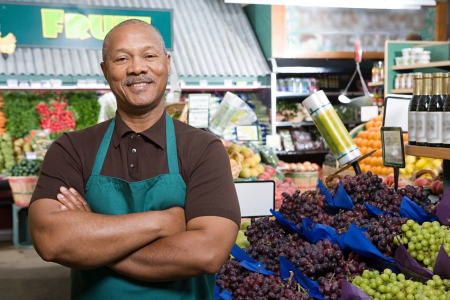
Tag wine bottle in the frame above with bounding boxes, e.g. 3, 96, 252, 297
408, 74, 422, 145
416, 73, 432, 147
427, 73, 444, 147
443, 72, 450, 148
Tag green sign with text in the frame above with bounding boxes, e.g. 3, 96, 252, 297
0, 2, 173, 49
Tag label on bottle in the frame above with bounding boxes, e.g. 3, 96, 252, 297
443, 112, 450, 144
415, 112, 427, 143
427, 112, 443, 144
408, 111, 416, 143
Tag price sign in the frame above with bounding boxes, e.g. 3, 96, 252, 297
234, 181, 275, 218
188, 111, 209, 128
236, 126, 259, 141
188, 94, 210, 110
381, 127, 405, 168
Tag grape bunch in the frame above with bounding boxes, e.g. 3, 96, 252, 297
328, 204, 377, 234
278, 189, 331, 227
364, 214, 407, 257
397, 185, 437, 216
230, 272, 312, 300
399, 219, 449, 271
216, 259, 251, 293
352, 268, 450, 299
331, 172, 385, 205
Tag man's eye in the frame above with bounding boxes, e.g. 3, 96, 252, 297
146, 55, 155, 59
116, 57, 127, 62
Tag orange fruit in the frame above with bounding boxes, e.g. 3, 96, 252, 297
374, 149, 382, 157
375, 166, 382, 175
357, 131, 365, 138
360, 146, 368, 155
368, 132, 376, 140
363, 164, 371, 173
373, 140, 382, 149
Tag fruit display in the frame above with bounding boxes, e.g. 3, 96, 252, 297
0, 133, 15, 173
400, 219, 450, 272
352, 269, 450, 299
222, 140, 267, 179
401, 155, 442, 181
217, 169, 447, 299
279, 160, 321, 173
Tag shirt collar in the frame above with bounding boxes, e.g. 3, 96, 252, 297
112, 112, 166, 150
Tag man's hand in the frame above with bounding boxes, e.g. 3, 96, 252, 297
57, 187, 91, 212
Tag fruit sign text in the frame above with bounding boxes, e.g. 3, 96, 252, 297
0, 3, 172, 49
41, 9, 151, 41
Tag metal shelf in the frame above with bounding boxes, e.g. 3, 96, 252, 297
392, 60, 450, 71
275, 91, 364, 98
276, 149, 330, 155
276, 120, 361, 127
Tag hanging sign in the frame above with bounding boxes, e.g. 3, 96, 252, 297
0, 2, 173, 50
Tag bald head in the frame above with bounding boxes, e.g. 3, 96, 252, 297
102, 19, 167, 62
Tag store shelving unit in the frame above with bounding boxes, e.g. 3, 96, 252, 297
405, 145, 450, 189
368, 82, 384, 87
385, 41, 450, 94
267, 58, 380, 163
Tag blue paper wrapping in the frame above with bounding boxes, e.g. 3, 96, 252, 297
270, 209, 302, 234
318, 180, 333, 205
279, 257, 326, 300
219, 289, 233, 300
364, 202, 398, 217
230, 244, 275, 276
331, 181, 354, 210
214, 286, 233, 300
302, 218, 339, 245
231, 244, 256, 263
400, 196, 437, 224
343, 224, 394, 263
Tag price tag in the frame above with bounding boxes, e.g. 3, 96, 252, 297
188, 94, 210, 110
360, 106, 379, 122
381, 127, 405, 168
188, 111, 209, 128
265, 134, 282, 150
236, 126, 259, 141
25, 152, 37, 160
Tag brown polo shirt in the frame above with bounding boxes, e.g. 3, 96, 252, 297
30, 111, 241, 226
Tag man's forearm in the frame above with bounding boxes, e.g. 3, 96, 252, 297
108, 217, 238, 282
29, 199, 185, 269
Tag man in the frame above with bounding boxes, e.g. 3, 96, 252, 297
29, 19, 240, 299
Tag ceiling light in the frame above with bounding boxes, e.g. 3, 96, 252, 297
224, 0, 436, 9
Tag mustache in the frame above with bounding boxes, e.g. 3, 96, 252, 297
123, 75, 155, 86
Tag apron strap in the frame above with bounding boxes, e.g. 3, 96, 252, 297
165, 113, 180, 174
91, 118, 116, 176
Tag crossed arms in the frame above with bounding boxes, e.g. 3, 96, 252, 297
29, 187, 238, 282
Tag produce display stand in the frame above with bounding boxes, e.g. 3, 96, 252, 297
405, 145, 450, 189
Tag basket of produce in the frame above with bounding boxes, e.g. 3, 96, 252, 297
284, 171, 319, 191
6, 158, 42, 206
166, 102, 188, 123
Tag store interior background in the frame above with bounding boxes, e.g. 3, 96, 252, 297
0, 0, 449, 299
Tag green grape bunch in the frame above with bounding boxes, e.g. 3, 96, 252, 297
352, 268, 450, 300
397, 220, 450, 272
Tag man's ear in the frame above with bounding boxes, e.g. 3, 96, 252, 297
166, 53, 171, 74
100, 62, 108, 81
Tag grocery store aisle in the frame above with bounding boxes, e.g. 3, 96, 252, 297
0, 241, 70, 300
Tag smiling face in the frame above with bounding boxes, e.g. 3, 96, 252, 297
100, 23, 170, 116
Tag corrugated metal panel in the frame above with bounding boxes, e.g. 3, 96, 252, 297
0, 0, 270, 77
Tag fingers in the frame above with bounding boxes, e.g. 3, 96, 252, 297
57, 187, 92, 212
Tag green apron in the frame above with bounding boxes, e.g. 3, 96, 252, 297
70, 114, 215, 300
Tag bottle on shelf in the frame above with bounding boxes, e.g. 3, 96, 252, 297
372, 62, 380, 83
373, 89, 379, 106
378, 61, 384, 82
416, 73, 432, 147
443, 72, 450, 148
427, 73, 444, 147
408, 74, 423, 145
